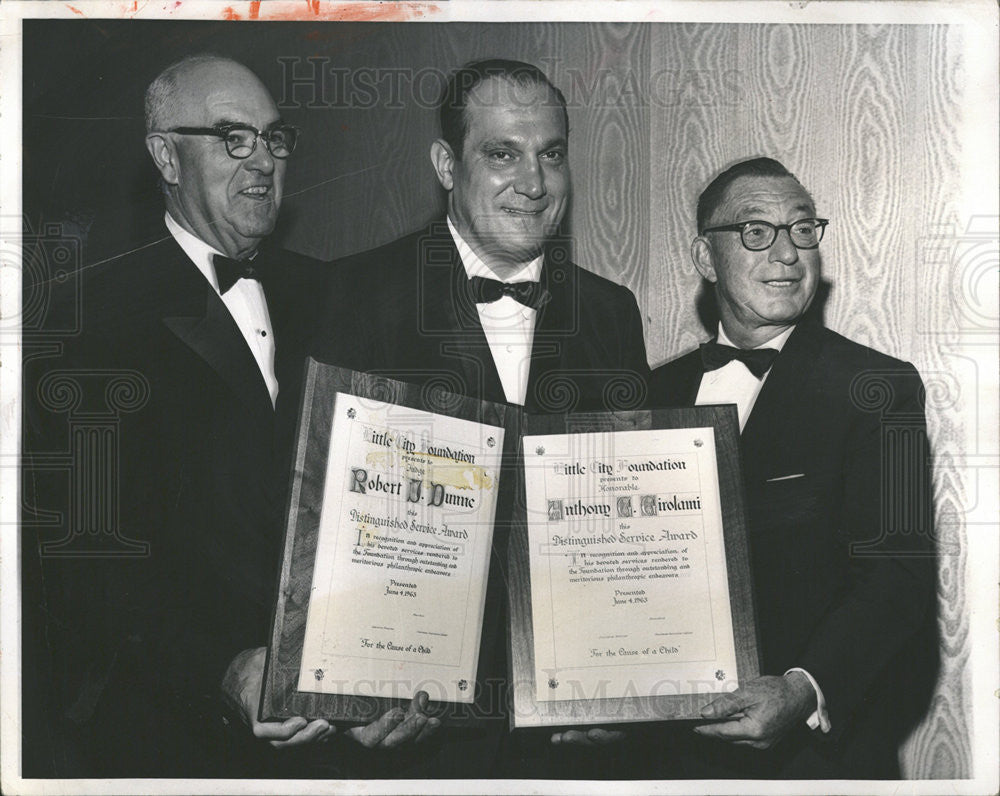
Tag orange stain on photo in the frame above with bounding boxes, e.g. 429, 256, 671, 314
64, 2, 440, 24
217, 2, 440, 22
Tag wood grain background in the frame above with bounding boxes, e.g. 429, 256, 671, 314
22, 19, 975, 779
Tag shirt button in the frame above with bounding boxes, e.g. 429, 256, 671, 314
506, 345, 513, 353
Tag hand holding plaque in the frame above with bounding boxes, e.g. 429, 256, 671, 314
262, 361, 511, 726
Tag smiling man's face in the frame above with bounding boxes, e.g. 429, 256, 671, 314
694, 175, 821, 347
436, 76, 569, 272
160, 60, 285, 259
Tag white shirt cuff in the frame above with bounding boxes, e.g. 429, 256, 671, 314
785, 667, 832, 733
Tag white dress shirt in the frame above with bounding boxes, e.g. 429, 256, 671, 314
165, 213, 278, 406
695, 324, 794, 431
447, 217, 542, 406
695, 323, 831, 733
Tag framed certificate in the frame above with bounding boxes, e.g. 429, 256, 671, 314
262, 360, 511, 725
507, 406, 759, 728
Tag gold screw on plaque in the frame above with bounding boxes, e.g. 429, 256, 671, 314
536, 446, 545, 456
487, 437, 495, 448
548, 678, 558, 689
347, 408, 356, 419
315, 669, 325, 682
694, 438, 703, 447
458, 679, 468, 691
715, 670, 725, 681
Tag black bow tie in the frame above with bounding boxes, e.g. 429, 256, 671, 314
214, 254, 263, 295
467, 275, 549, 310
699, 341, 779, 379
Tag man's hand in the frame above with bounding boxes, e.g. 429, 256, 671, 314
345, 691, 441, 749
692, 672, 815, 750
222, 647, 334, 748
550, 728, 625, 747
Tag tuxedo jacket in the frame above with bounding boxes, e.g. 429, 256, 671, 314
22, 233, 329, 777
646, 317, 937, 778
312, 220, 650, 413
310, 220, 650, 778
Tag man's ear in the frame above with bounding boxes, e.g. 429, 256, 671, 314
146, 133, 180, 186
691, 236, 718, 283
430, 139, 456, 191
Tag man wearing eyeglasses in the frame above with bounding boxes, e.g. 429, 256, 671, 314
646, 158, 935, 778
23, 55, 435, 778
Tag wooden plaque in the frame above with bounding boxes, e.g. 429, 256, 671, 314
507, 406, 759, 729
261, 359, 512, 726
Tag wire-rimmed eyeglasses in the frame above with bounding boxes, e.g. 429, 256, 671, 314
703, 218, 829, 251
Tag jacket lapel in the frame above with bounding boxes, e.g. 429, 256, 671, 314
523, 250, 577, 412
648, 347, 704, 410
426, 228, 507, 405
160, 250, 274, 429
741, 320, 823, 463
677, 349, 705, 405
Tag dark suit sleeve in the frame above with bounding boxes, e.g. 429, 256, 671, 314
23, 328, 238, 775
23, 249, 328, 776
796, 363, 936, 739
592, 282, 649, 412
617, 284, 651, 378
310, 255, 386, 372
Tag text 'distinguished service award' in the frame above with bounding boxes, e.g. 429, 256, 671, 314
263, 361, 509, 724
508, 407, 758, 727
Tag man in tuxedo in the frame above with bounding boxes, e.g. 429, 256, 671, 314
316, 59, 648, 412
22, 54, 432, 778
647, 157, 936, 778
312, 59, 650, 776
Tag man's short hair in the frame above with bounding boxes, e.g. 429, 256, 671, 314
696, 157, 810, 233
438, 59, 569, 158
144, 53, 230, 133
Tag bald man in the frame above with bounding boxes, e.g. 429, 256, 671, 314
23, 55, 433, 778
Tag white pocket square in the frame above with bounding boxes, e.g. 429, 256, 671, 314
766, 473, 805, 482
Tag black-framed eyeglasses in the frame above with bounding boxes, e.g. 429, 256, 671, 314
703, 217, 829, 251
164, 124, 299, 159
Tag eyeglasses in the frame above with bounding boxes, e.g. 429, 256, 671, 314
703, 218, 829, 251
165, 124, 299, 159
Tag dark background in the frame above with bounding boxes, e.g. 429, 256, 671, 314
24, 20, 452, 265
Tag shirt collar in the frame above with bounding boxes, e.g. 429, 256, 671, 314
164, 212, 227, 293
446, 216, 544, 283
164, 213, 260, 295
717, 323, 795, 352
